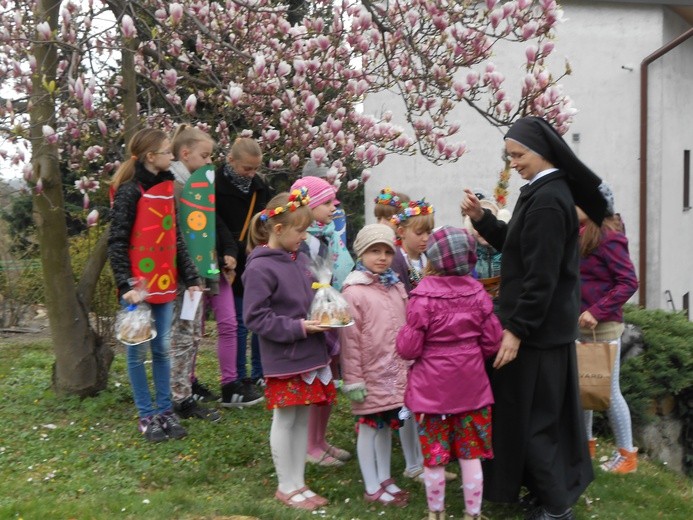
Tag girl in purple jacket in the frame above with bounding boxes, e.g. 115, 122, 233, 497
397, 226, 502, 520
242, 190, 333, 511
577, 183, 639, 474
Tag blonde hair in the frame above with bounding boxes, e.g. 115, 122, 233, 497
171, 124, 214, 160
230, 137, 262, 160
424, 263, 442, 277
374, 191, 410, 220
111, 128, 168, 191
398, 213, 435, 234
579, 215, 622, 257
246, 192, 313, 252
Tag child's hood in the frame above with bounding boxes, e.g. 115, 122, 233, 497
342, 270, 377, 288
246, 246, 302, 267
410, 275, 483, 299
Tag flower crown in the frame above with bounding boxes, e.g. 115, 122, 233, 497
374, 187, 403, 208
390, 199, 434, 226
260, 187, 310, 221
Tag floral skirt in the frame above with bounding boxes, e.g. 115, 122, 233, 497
264, 375, 337, 410
417, 406, 493, 466
355, 407, 403, 432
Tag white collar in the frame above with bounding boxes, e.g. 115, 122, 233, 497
529, 167, 558, 185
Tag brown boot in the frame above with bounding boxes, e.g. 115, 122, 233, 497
422, 510, 446, 520
588, 438, 597, 459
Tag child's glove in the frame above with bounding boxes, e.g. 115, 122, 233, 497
342, 382, 367, 403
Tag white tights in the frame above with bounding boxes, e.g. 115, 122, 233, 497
270, 406, 310, 495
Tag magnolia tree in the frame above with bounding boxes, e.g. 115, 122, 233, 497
0, 0, 574, 395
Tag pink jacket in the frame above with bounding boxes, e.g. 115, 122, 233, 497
339, 270, 409, 415
396, 275, 502, 415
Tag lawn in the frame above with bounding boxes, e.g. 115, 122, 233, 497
0, 331, 690, 520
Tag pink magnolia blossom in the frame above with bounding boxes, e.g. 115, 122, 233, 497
121, 15, 136, 39
228, 84, 243, 104
185, 94, 197, 114
305, 94, 319, 117
82, 88, 93, 113
36, 22, 51, 41
346, 179, 360, 191
82, 193, 90, 210
169, 3, 184, 25
310, 147, 327, 165
42, 125, 58, 144
86, 209, 99, 227
163, 69, 178, 90
361, 169, 371, 182
35, 178, 44, 194
525, 46, 537, 64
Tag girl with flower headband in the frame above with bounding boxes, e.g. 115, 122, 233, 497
390, 199, 435, 294
242, 189, 334, 511
374, 187, 412, 297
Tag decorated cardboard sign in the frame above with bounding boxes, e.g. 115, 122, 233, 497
178, 165, 219, 280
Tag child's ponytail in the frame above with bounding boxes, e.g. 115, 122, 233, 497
247, 211, 270, 253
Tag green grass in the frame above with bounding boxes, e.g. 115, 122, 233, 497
0, 335, 691, 519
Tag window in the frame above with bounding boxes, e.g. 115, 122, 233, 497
685, 150, 690, 211
684, 292, 690, 321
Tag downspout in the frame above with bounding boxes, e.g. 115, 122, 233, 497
639, 26, 693, 307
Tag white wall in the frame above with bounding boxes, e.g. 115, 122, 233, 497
654, 9, 693, 312
363, 1, 693, 314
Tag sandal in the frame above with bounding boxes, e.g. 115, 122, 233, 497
274, 489, 318, 511
297, 486, 329, 507
380, 477, 410, 500
306, 451, 345, 467
326, 444, 351, 461
364, 487, 408, 507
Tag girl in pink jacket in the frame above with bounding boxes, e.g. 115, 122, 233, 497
396, 226, 502, 520
340, 224, 410, 508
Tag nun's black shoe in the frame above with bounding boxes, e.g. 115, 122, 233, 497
525, 507, 574, 520
519, 492, 541, 510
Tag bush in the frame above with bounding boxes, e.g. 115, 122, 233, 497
621, 305, 693, 476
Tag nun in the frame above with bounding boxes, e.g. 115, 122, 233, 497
461, 116, 606, 520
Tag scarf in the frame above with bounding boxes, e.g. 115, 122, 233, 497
307, 220, 355, 290
222, 163, 253, 194
354, 261, 400, 288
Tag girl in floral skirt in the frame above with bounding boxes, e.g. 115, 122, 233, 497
396, 226, 502, 520
242, 189, 335, 511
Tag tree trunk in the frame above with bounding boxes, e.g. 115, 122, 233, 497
30, 0, 112, 397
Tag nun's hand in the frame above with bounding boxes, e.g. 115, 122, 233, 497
461, 188, 484, 221
493, 329, 520, 369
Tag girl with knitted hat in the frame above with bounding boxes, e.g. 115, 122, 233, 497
290, 174, 354, 467
340, 223, 410, 507
396, 225, 502, 520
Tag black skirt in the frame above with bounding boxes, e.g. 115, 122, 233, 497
483, 342, 594, 508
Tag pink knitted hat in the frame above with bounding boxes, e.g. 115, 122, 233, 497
290, 176, 339, 209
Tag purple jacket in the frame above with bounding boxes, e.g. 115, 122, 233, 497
242, 247, 330, 377
392, 247, 412, 294
396, 275, 502, 415
580, 230, 638, 323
